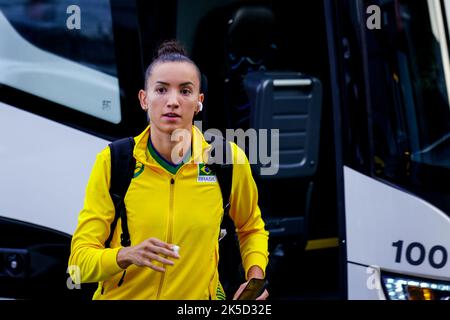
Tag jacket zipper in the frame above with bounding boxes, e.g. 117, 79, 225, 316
156, 177, 175, 299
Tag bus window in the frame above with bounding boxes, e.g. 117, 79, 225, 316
0, 0, 121, 124
363, 0, 450, 198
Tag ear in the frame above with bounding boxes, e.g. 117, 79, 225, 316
138, 89, 148, 111
196, 93, 205, 113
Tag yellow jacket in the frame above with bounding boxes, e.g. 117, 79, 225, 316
69, 125, 269, 299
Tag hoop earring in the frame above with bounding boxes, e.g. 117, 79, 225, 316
198, 101, 203, 112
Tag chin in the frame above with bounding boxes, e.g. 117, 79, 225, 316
152, 122, 190, 136
162, 124, 186, 135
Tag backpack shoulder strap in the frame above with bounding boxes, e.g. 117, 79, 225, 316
215, 143, 234, 247
105, 137, 136, 248
214, 141, 233, 217
204, 134, 233, 217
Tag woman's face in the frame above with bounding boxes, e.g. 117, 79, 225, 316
139, 61, 203, 136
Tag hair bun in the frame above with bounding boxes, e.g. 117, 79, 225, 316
157, 40, 187, 58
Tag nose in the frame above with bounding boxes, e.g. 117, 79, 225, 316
166, 90, 180, 109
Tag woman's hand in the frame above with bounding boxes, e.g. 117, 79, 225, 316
116, 237, 180, 272
232, 265, 269, 300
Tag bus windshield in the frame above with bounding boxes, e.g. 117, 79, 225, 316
406, 0, 450, 169
364, 0, 450, 199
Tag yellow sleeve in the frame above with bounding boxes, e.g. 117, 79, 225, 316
68, 147, 124, 283
229, 143, 269, 280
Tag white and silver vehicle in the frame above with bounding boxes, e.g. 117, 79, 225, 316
0, 0, 449, 300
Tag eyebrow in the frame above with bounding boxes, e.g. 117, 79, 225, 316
156, 81, 195, 87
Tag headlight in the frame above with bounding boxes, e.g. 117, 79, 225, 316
381, 271, 450, 300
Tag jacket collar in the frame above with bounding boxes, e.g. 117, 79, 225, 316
133, 125, 212, 167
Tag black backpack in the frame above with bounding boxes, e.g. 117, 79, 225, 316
104, 136, 242, 297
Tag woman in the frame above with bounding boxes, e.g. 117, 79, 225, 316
69, 40, 269, 300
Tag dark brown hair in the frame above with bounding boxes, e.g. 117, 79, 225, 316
144, 40, 201, 90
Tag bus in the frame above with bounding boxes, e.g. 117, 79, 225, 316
0, 0, 449, 300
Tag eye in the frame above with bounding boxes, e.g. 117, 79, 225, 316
155, 87, 166, 94
181, 88, 192, 95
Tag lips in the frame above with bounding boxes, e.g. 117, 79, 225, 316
163, 112, 181, 118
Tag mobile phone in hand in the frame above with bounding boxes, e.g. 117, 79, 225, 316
236, 278, 268, 300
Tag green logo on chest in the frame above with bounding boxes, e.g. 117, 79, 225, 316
198, 164, 217, 182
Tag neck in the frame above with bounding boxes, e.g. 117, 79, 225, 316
149, 126, 192, 164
